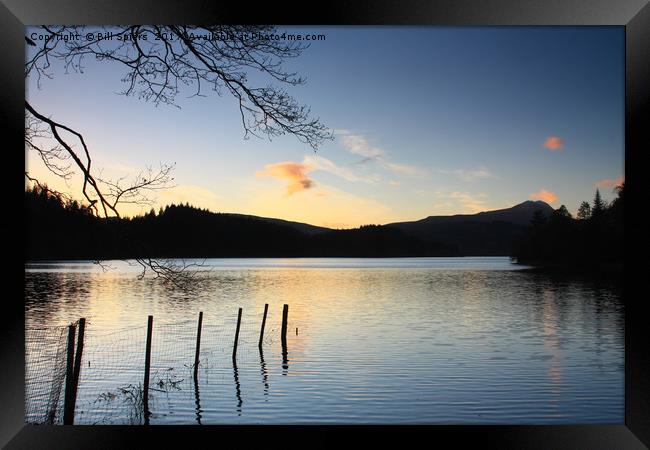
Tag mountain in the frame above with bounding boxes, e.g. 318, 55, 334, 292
389, 200, 554, 228
386, 201, 554, 256
219, 213, 330, 235
196, 201, 554, 256
25, 186, 554, 259
25, 190, 457, 259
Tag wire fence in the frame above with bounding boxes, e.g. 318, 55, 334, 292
74, 325, 149, 425
25, 324, 70, 424
25, 304, 296, 425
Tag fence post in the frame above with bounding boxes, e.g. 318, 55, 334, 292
258, 303, 268, 349
233, 307, 242, 361
63, 323, 76, 425
68, 318, 86, 424
143, 315, 153, 425
194, 311, 203, 380
281, 304, 289, 347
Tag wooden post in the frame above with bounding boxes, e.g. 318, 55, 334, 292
281, 304, 289, 347
232, 307, 242, 361
62, 323, 76, 425
68, 318, 86, 424
143, 315, 153, 425
258, 303, 268, 349
194, 311, 203, 380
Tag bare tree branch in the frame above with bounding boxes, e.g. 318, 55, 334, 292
25, 100, 187, 283
131, 258, 208, 292
24, 173, 73, 204
26, 25, 333, 149
25, 112, 73, 180
25, 25, 330, 286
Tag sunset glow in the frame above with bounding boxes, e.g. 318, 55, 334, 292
25, 26, 624, 227
24, 24, 627, 428
530, 189, 559, 204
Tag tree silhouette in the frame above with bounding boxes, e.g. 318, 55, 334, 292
592, 188, 605, 217
553, 205, 572, 220
577, 201, 591, 220
24, 25, 332, 285
515, 184, 623, 274
610, 183, 624, 212
25, 190, 458, 260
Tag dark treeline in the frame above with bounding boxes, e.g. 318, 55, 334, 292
25, 186, 459, 260
515, 184, 624, 273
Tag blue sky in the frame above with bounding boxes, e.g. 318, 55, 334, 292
26, 26, 624, 228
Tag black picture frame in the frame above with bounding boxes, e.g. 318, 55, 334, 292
2, 1, 648, 448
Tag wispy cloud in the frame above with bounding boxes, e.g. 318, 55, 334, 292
449, 191, 489, 213
383, 161, 422, 175
258, 154, 380, 196
256, 161, 315, 196
389, 180, 401, 187
543, 136, 564, 151
337, 131, 384, 158
437, 167, 496, 182
530, 189, 558, 204
245, 182, 399, 228
303, 154, 379, 183
336, 129, 423, 176
417, 189, 506, 216
595, 175, 624, 190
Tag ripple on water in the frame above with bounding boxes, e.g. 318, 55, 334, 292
25, 258, 624, 424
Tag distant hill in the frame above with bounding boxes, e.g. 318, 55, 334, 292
389, 200, 554, 228
386, 201, 554, 255
25, 188, 457, 259
25, 186, 554, 259
220, 213, 330, 235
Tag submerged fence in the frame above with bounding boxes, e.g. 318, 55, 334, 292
25, 304, 292, 425
25, 325, 69, 424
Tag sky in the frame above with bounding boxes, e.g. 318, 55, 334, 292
25, 26, 625, 229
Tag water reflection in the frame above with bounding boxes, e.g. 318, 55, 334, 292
541, 288, 563, 400
232, 360, 242, 416
281, 338, 289, 376
259, 348, 269, 398
24, 258, 624, 424
193, 378, 202, 425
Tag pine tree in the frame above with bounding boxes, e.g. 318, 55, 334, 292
592, 189, 605, 217
577, 201, 591, 220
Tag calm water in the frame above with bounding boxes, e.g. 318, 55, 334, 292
24, 257, 624, 424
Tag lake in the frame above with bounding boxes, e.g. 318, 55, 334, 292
24, 257, 624, 424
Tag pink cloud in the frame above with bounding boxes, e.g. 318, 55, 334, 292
543, 136, 564, 151
595, 175, 624, 189
256, 161, 315, 196
530, 189, 558, 204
